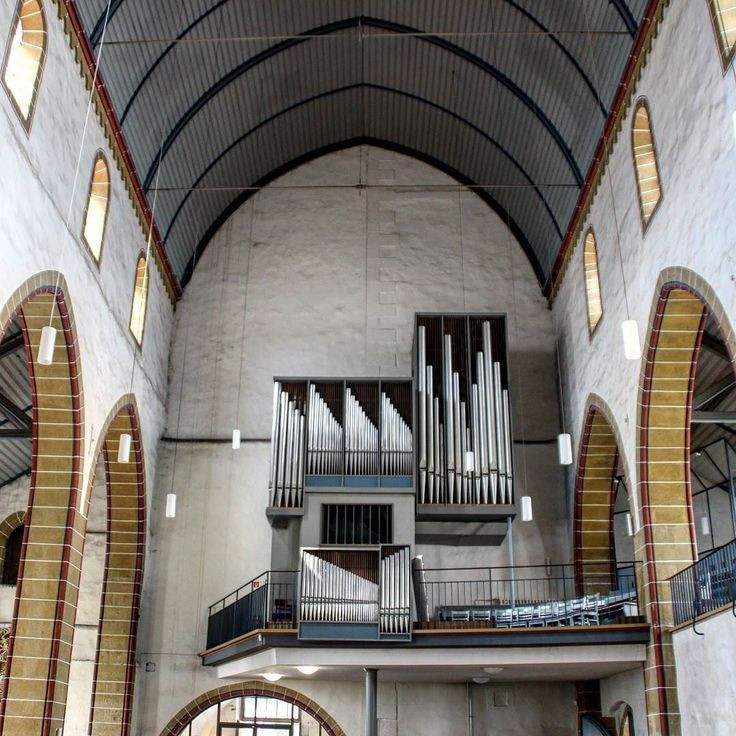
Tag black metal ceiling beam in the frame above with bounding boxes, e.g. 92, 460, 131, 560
163, 82, 565, 245
608, 0, 638, 38
141, 16, 584, 192
88, 0, 126, 47
0, 429, 31, 439
0, 333, 24, 359
113, 3, 606, 124
692, 411, 736, 424
701, 331, 731, 361
0, 392, 31, 429
180, 136, 547, 289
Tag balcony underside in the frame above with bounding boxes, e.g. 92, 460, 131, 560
200, 623, 650, 670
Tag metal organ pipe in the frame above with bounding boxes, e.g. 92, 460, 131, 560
417, 319, 513, 507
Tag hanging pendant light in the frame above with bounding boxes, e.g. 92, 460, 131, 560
232, 429, 241, 449
621, 320, 642, 361
117, 433, 132, 463
625, 512, 634, 537
557, 433, 573, 466
165, 493, 177, 518
38, 325, 57, 366
520, 496, 533, 522
699, 514, 711, 536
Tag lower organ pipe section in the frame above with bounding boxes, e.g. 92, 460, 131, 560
417, 318, 513, 506
299, 547, 410, 637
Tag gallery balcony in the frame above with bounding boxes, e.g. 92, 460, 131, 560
202, 557, 648, 671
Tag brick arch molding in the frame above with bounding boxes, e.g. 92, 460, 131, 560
83, 396, 146, 736
636, 266, 736, 736
0, 271, 85, 736
159, 682, 347, 736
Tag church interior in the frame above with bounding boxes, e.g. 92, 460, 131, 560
0, 1, 735, 734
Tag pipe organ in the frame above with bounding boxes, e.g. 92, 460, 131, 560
269, 379, 413, 508
416, 315, 513, 506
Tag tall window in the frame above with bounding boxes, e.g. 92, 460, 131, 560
631, 101, 662, 228
2, 0, 46, 129
82, 153, 110, 262
129, 255, 149, 346
583, 230, 603, 333
708, 0, 736, 64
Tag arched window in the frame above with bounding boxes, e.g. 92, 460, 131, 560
2, 524, 24, 586
129, 254, 149, 346
82, 153, 110, 262
619, 705, 635, 736
583, 230, 603, 333
2, 0, 46, 129
631, 101, 662, 228
708, 0, 736, 64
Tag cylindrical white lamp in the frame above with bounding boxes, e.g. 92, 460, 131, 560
117, 433, 132, 463
699, 514, 711, 536
165, 493, 177, 519
557, 433, 573, 465
38, 325, 57, 366
232, 429, 241, 450
520, 496, 533, 522
625, 512, 634, 537
621, 320, 642, 361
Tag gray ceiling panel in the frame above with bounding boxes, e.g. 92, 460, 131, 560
74, 0, 649, 289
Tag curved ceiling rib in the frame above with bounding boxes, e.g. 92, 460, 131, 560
141, 16, 584, 192
163, 82, 565, 244
118, 2, 608, 126
73, 0, 649, 289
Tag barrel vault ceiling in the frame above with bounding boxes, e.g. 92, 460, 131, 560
71, 0, 651, 290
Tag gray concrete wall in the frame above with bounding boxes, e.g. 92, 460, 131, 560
672, 610, 736, 736
137, 144, 567, 733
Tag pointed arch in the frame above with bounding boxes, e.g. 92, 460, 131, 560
129, 253, 149, 346
1, 0, 46, 130
158, 681, 347, 736
631, 99, 662, 230
82, 396, 146, 736
707, 0, 736, 65
636, 267, 736, 736
82, 152, 111, 263
574, 394, 634, 594
0, 271, 85, 736
0, 511, 25, 586
583, 229, 603, 334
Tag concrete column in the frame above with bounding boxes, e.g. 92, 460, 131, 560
364, 668, 378, 736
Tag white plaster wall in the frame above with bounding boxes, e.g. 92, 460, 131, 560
600, 666, 647, 736
0, 2, 175, 732
137, 144, 567, 733
552, 0, 736, 535
672, 610, 736, 735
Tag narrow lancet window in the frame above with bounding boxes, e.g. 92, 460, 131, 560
82, 153, 110, 262
583, 230, 603, 333
632, 101, 662, 228
709, 0, 736, 63
2, 0, 46, 129
129, 255, 149, 346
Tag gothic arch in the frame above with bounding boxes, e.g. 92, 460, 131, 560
82, 396, 146, 736
158, 681, 347, 736
574, 394, 634, 593
0, 271, 85, 736
636, 266, 735, 736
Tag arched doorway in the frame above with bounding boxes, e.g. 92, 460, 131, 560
0, 272, 85, 736
637, 268, 736, 736
159, 682, 346, 736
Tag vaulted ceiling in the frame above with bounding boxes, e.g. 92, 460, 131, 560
71, 0, 651, 289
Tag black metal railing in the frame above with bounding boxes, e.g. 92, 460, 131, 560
413, 561, 639, 628
670, 539, 736, 626
206, 570, 297, 650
